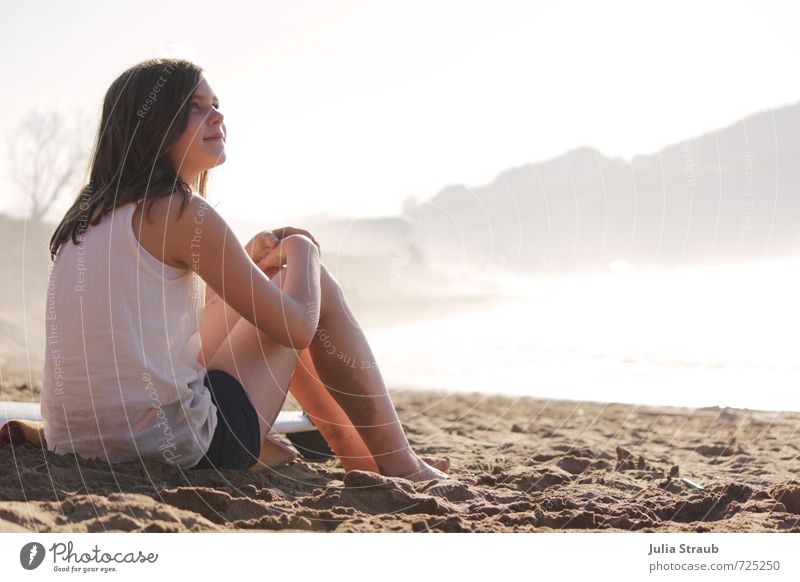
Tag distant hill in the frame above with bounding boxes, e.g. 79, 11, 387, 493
410, 101, 800, 274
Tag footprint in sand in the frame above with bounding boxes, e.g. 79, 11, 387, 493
304, 470, 456, 516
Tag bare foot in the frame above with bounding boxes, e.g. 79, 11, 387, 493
247, 435, 300, 473
384, 455, 450, 482
421, 456, 451, 472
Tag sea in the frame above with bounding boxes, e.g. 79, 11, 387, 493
367, 259, 800, 412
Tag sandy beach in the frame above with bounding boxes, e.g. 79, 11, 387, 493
1, 376, 799, 533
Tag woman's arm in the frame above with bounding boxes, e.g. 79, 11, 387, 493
162, 194, 321, 350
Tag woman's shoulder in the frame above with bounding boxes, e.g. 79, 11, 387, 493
136, 192, 201, 224
133, 193, 205, 269
150, 192, 234, 269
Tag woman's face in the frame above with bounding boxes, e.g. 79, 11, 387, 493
168, 74, 226, 185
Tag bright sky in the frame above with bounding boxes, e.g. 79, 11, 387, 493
1, 0, 798, 225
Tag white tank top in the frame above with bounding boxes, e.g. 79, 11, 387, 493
41, 200, 217, 469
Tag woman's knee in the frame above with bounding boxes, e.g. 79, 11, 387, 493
320, 263, 354, 319
320, 262, 340, 286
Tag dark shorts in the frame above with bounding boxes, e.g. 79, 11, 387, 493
190, 370, 261, 470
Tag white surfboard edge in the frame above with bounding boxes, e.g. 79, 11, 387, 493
0, 401, 316, 435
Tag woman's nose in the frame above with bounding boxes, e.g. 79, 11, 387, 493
209, 109, 224, 125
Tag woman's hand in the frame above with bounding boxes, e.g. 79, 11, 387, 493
256, 234, 319, 273
246, 227, 321, 267
244, 231, 280, 265
270, 226, 321, 257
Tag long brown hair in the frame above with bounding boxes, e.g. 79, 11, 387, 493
49, 58, 209, 261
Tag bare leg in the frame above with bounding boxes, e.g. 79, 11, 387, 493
289, 345, 451, 473
303, 265, 449, 481
289, 346, 380, 472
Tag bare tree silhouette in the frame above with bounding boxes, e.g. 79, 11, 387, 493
7, 109, 89, 224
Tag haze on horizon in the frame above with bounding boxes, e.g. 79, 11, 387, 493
1, 0, 798, 227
